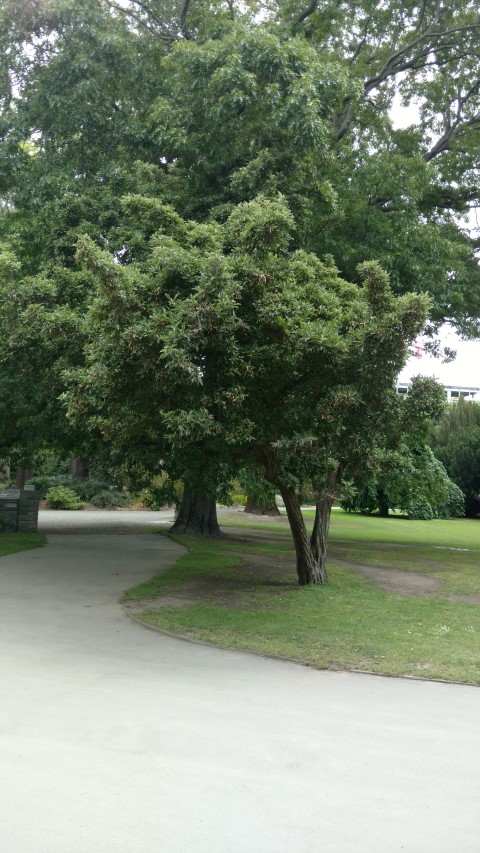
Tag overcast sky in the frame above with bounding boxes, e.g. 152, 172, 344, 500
398, 328, 480, 388
390, 99, 480, 390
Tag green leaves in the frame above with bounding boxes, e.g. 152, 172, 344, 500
62, 192, 429, 503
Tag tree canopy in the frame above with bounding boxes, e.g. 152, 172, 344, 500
62, 194, 429, 582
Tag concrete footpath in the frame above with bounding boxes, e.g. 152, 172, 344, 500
1, 521, 480, 852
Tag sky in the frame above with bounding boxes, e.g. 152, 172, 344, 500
390, 99, 480, 390
398, 328, 480, 389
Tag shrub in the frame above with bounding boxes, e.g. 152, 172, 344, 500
90, 490, 129, 509
28, 474, 126, 503
436, 482, 465, 519
28, 475, 70, 498
407, 498, 434, 520
71, 478, 112, 502
231, 493, 247, 506
139, 477, 183, 510
45, 486, 84, 510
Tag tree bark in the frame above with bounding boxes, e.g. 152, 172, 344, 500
377, 488, 389, 517
15, 467, 33, 489
310, 495, 333, 585
244, 496, 280, 516
170, 485, 221, 537
279, 484, 325, 584
69, 456, 89, 478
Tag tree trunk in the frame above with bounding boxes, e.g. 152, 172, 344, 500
244, 496, 280, 516
15, 467, 33, 489
279, 484, 325, 584
69, 456, 89, 478
377, 488, 389, 517
310, 496, 333, 585
170, 485, 221, 537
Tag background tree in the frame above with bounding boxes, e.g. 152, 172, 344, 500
343, 446, 465, 520
341, 376, 465, 519
240, 467, 281, 517
433, 398, 480, 517
143, 1, 480, 336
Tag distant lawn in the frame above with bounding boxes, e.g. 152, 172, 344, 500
124, 514, 480, 685
222, 507, 480, 550
0, 532, 45, 558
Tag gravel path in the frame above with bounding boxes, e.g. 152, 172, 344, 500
1, 521, 480, 851
39, 507, 175, 533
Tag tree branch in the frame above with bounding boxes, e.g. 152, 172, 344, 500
103, 0, 170, 39
297, 0, 318, 25
179, 0, 193, 39
425, 110, 480, 161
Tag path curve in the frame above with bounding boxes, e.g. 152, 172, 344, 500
1, 516, 480, 852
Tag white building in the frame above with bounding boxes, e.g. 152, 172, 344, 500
396, 328, 480, 402
396, 382, 479, 401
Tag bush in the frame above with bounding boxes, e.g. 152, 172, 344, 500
436, 482, 465, 519
45, 486, 84, 510
406, 497, 434, 520
90, 490, 129, 509
71, 478, 112, 502
27, 475, 68, 498
139, 476, 183, 510
28, 474, 86, 498
28, 474, 127, 503
231, 493, 247, 506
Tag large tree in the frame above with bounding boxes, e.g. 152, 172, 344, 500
63, 195, 428, 583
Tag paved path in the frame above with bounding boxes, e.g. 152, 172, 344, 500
39, 507, 175, 533
1, 520, 480, 852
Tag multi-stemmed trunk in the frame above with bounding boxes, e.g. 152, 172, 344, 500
310, 492, 335, 584
170, 484, 221, 537
244, 496, 280, 516
279, 484, 333, 585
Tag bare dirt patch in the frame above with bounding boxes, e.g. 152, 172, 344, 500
447, 594, 480, 605
334, 558, 443, 596
125, 551, 298, 613
126, 535, 480, 612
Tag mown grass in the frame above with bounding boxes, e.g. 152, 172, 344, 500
0, 532, 45, 558
223, 507, 480, 550
124, 513, 480, 684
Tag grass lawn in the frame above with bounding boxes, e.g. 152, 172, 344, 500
0, 532, 45, 558
124, 511, 480, 684
223, 507, 480, 550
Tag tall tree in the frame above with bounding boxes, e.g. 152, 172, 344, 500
64, 195, 428, 583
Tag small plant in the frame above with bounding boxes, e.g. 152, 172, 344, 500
45, 486, 84, 510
